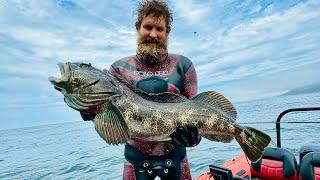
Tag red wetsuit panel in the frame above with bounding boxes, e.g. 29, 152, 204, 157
315, 166, 320, 180
182, 63, 197, 99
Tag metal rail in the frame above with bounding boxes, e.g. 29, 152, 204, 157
276, 107, 320, 147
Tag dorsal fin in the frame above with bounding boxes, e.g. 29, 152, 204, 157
191, 91, 237, 119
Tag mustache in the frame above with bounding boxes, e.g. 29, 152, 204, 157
142, 37, 159, 44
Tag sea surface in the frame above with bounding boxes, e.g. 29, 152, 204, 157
1, 92, 320, 179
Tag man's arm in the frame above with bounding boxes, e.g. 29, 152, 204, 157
182, 61, 198, 99
171, 58, 201, 147
109, 64, 121, 76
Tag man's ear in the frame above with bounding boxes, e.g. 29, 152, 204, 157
135, 21, 141, 31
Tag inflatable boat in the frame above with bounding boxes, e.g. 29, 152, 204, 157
196, 107, 320, 180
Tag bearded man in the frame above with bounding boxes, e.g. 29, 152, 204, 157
85, 0, 201, 179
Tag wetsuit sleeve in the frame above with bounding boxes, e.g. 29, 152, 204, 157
109, 63, 121, 76
109, 60, 137, 90
172, 58, 201, 147
182, 61, 198, 99
109, 61, 128, 83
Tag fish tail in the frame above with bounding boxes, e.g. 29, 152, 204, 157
235, 126, 271, 162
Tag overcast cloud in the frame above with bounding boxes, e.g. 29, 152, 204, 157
0, 0, 319, 129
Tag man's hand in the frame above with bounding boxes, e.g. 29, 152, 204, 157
170, 123, 201, 147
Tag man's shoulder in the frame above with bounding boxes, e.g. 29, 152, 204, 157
111, 55, 136, 67
168, 53, 193, 70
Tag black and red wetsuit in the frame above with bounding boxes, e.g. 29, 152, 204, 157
109, 52, 198, 180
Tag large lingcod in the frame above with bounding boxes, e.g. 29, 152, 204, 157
49, 62, 270, 162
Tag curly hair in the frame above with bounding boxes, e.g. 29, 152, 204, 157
135, 0, 173, 33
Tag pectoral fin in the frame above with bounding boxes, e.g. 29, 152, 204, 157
93, 102, 129, 145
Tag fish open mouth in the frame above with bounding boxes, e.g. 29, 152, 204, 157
48, 62, 71, 91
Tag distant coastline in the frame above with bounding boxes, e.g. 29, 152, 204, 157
280, 83, 320, 96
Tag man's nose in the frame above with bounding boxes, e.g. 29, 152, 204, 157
149, 30, 157, 38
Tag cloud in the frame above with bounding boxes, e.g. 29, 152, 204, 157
0, 0, 142, 129
6, 27, 66, 47
165, 0, 320, 102
1, 0, 320, 129
181, 0, 320, 87
208, 62, 320, 102
0, 1, 139, 78
171, 0, 211, 24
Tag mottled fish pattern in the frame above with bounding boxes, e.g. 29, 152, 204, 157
49, 62, 271, 162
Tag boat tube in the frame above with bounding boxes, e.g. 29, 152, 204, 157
196, 107, 320, 180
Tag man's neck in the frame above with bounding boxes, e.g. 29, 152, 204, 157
136, 50, 168, 68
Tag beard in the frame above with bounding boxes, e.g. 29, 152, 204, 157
137, 34, 168, 66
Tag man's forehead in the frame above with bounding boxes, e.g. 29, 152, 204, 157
142, 15, 166, 25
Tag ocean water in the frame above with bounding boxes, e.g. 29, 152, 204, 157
1, 92, 320, 179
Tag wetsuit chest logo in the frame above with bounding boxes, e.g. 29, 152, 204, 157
134, 70, 169, 78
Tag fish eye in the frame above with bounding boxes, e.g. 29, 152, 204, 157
80, 63, 92, 68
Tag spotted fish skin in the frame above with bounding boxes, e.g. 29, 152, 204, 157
112, 94, 236, 142
49, 62, 271, 162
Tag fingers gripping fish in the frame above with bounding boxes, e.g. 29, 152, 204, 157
49, 62, 271, 162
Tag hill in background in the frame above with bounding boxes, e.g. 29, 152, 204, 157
281, 83, 320, 96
